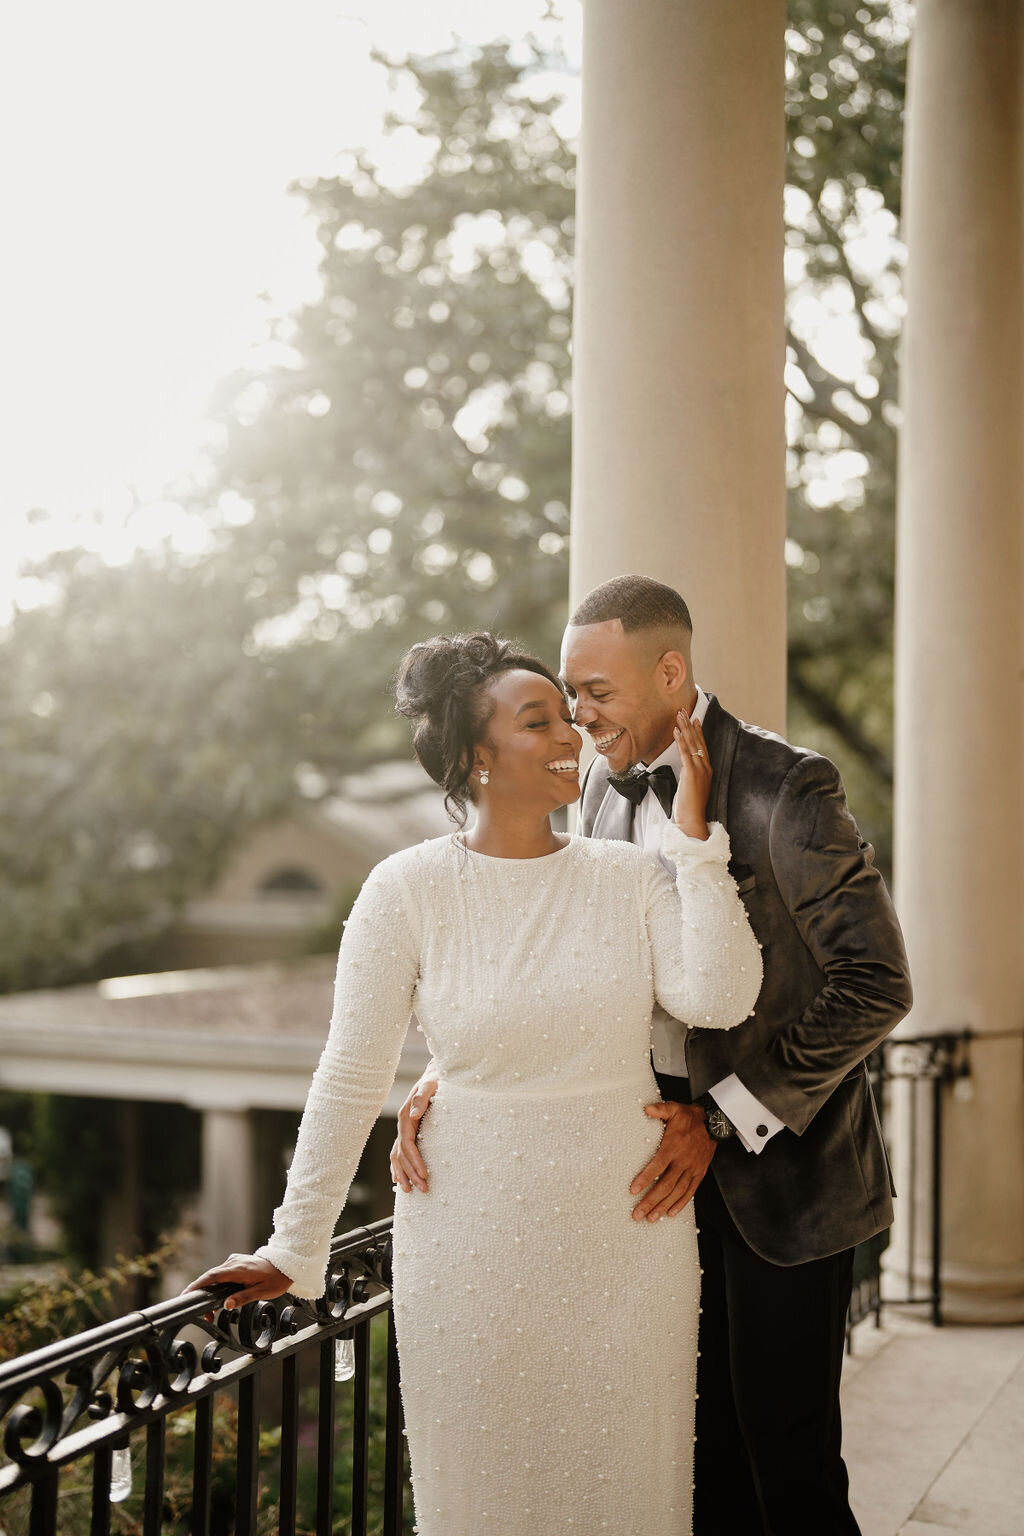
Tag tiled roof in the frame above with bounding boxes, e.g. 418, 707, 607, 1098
0, 957, 338, 1040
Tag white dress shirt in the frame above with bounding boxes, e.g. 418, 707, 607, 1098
635, 689, 784, 1155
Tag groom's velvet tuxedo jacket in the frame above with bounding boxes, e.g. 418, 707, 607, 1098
580, 695, 913, 1268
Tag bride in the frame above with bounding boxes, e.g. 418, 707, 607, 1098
189, 631, 762, 1535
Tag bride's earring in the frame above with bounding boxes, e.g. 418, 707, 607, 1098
479, 770, 490, 785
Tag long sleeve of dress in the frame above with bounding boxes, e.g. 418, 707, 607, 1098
255, 858, 421, 1297
646, 821, 763, 1028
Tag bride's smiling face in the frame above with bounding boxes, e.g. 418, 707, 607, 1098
473, 671, 582, 811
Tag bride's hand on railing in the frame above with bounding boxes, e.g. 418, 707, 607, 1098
671, 708, 712, 840
184, 1254, 292, 1310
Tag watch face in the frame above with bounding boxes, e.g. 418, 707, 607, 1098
706, 1107, 733, 1141
698, 1094, 732, 1140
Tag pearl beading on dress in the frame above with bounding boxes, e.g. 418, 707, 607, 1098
257, 823, 761, 1536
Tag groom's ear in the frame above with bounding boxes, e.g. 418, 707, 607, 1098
656, 649, 689, 694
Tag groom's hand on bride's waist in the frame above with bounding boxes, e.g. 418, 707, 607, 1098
390, 1074, 439, 1193
390, 1077, 715, 1219
629, 1101, 715, 1221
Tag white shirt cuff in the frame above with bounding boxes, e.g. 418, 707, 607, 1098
708, 1074, 785, 1154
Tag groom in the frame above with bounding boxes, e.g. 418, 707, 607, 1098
393, 574, 912, 1535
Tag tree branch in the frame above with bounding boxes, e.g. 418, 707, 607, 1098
69, 905, 175, 971
788, 664, 893, 786
785, 382, 856, 439
786, 328, 854, 416
785, 328, 886, 456
815, 204, 888, 356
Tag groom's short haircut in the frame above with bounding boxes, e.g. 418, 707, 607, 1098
570, 575, 693, 637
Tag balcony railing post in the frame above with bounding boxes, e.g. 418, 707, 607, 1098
143, 1419, 166, 1536
279, 1353, 300, 1536
316, 1335, 336, 1536
191, 1394, 213, 1536
29, 1467, 58, 1536
90, 1443, 113, 1536
931, 1065, 944, 1328
874, 1047, 887, 1330
382, 1305, 406, 1536
236, 1371, 261, 1536
907, 1062, 919, 1303
350, 1322, 372, 1536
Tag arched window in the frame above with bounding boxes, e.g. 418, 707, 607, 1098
260, 867, 324, 896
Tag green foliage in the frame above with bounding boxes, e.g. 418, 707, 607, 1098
0, 551, 304, 992
291, 882, 364, 959
784, 0, 909, 866
0, 1240, 177, 1362
0, 39, 574, 996
0, 4, 909, 991
0, 1089, 42, 1157
35, 1097, 122, 1268
190, 40, 575, 765
31, 1098, 199, 1270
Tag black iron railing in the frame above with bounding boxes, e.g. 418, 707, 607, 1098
875, 1030, 974, 1329
0, 1217, 406, 1535
847, 1029, 973, 1344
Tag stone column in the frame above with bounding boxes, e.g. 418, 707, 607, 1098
200, 1108, 255, 1267
570, 0, 787, 730
99, 1100, 143, 1272
891, 0, 1024, 1322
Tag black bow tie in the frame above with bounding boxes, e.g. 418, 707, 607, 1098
608, 763, 677, 818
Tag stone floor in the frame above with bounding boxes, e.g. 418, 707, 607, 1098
842, 1311, 1024, 1536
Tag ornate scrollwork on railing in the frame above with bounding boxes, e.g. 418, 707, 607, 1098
0, 1217, 394, 1498
3, 1376, 65, 1467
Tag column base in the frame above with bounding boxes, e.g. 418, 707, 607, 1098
936, 1259, 1024, 1326
883, 1254, 1024, 1325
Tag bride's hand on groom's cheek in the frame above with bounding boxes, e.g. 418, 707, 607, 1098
671, 710, 712, 840
629, 1101, 716, 1221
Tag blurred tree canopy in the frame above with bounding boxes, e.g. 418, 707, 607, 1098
0, 1, 907, 994
784, 1, 906, 845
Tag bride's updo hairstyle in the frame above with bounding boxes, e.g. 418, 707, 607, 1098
395, 632, 562, 825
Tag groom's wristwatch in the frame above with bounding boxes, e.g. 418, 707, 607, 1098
696, 1091, 736, 1142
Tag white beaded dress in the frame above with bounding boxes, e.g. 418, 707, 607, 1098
258, 824, 762, 1536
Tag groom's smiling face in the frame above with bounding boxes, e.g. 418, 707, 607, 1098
560, 620, 686, 775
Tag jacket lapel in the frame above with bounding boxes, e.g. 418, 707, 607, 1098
701, 695, 740, 833
580, 755, 634, 842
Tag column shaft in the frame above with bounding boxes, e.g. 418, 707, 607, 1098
200, 1108, 255, 1267
892, 0, 1024, 1321
571, 0, 787, 729
99, 1100, 142, 1271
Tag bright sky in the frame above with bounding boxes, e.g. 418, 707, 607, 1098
0, 0, 580, 610
1, 1, 900, 617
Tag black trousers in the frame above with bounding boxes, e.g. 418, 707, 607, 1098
655, 1072, 861, 1536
